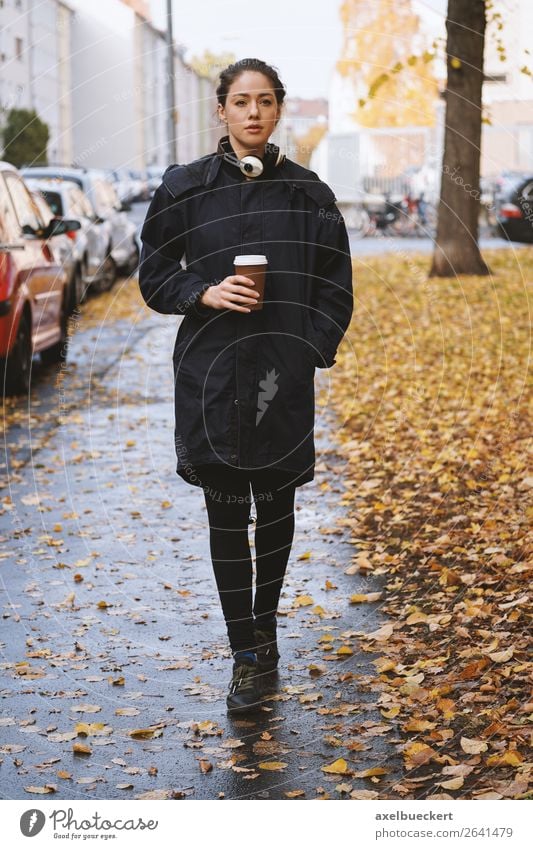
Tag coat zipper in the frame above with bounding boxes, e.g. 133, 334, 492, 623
235, 337, 240, 466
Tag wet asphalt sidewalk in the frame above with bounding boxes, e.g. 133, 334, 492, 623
0, 282, 402, 800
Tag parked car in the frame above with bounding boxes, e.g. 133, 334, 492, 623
21, 167, 139, 278
106, 168, 150, 203
493, 173, 533, 242
29, 189, 81, 315
146, 166, 165, 198
24, 176, 115, 298
0, 162, 81, 395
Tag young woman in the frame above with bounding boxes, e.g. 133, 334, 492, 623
139, 58, 353, 714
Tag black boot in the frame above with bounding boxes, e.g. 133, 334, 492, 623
253, 623, 280, 672
226, 657, 263, 714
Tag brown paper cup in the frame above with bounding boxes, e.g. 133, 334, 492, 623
234, 254, 268, 311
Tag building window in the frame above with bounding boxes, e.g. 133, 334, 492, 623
15, 37, 23, 61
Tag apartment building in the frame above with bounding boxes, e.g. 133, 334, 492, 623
0, 0, 218, 169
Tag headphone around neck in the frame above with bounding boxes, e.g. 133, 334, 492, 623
217, 135, 286, 179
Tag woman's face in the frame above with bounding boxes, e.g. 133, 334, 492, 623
218, 71, 281, 154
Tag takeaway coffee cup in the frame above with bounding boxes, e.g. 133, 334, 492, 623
234, 254, 268, 311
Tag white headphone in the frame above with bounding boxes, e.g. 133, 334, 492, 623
217, 135, 285, 179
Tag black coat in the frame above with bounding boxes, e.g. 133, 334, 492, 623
138, 145, 353, 488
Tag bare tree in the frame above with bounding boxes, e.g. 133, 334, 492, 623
430, 0, 489, 277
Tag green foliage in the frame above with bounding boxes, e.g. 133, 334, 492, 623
1, 108, 49, 168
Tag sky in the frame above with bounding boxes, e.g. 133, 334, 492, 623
149, 0, 447, 99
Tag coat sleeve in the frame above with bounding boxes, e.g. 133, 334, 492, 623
310, 203, 354, 368
138, 181, 217, 320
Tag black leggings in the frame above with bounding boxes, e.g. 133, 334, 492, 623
197, 464, 297, 653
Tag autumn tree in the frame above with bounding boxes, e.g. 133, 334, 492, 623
189, 50, 236, 82
430, 0, 489, 277
337, 0, 438, 128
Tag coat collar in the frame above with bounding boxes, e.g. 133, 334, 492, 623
162, 149, 336, 208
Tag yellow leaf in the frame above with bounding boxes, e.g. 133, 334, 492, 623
308, 664, 327, 677
373, 657, 396, 673
294, 594, 314, 607
402, 718, 435, 732
336, 645, 353, 656
436, 698, 455, 719
199, 759, 213, 773
258, 761, 288, 771
285, 789, 305, 798
353, 767, 387, 778
297, 551, 311, 561
129, 727, 163, 740
403, 742, 437, 769
72, 742, 92, 755
75, 723, 112, 737
350, 592, 382, 603
405, 610, 428, 624
322, 758, 351, 775
381, 706, 400, 719
97, 600, 111, 609
486, 750, 523, 767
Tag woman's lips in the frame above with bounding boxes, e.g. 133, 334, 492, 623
245, 127, 262, 132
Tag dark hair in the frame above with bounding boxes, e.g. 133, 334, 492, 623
216, 58, 286, 107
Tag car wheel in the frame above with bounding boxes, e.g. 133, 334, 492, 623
4, 311, 32, 396
67, 265, 83, 316
41, 296, 69, 366
128, 242, 140, 275
97, 253, 117, 292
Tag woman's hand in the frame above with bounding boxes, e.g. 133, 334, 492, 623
199, 276, 260, 313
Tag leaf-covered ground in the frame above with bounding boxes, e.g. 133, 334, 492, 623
1, 276, 405, 801
327, 247, 532, 799
1, 249, 531, 801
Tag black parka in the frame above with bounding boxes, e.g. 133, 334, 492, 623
138, 142, 353, 488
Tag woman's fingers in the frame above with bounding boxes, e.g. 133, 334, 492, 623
208, 275, 260, 312
229, 289, 260, 302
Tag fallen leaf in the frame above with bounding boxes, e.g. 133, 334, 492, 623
460, 737, 488, 755
321, 758, 351, 775
24, 785, 56, 794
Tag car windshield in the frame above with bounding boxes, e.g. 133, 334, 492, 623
40, 191, 63, 216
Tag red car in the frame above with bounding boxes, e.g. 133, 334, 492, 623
0, 163, 80, 395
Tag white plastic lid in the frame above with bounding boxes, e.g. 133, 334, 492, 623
234, 254, 267, 265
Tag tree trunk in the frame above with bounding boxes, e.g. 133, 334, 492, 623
430, 0, 489, 277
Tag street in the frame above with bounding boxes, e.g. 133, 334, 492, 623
1, 272, 402, 801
